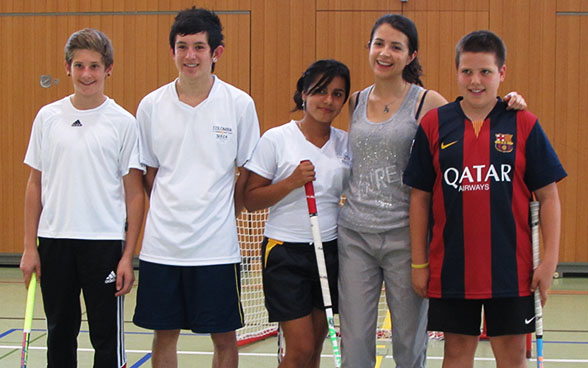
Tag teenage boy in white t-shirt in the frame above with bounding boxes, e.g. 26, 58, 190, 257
21, 28, 144, 368
132, 7, 260, 368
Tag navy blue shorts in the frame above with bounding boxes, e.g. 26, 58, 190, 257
133, 261, 244, 333
261, 237, 338, 322
428, 295, 535, 337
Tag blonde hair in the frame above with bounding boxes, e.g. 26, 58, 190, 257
64, 28, 114, 68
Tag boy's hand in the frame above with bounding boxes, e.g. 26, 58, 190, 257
20, 246, 41, 288
115, 256, 135, 296
411, 268, 429, 298
503, 91, 527, 110
530, 262, 555, 307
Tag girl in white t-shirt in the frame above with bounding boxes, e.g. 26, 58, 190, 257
244, 59, 351, 367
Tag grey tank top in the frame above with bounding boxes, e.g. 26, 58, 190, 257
338, 83, 424, 233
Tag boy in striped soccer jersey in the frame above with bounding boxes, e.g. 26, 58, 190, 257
403, 30, 566, 368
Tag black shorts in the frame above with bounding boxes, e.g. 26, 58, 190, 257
133, 261, 244, 334
428, 295, 535, 337
261, 237, 338, 322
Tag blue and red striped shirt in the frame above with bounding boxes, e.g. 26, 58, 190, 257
403, 98, 566, 299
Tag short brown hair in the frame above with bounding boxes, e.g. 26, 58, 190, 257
64, 28, 114, 68
455, 30, 506, 69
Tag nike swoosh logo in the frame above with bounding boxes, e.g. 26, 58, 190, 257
525, 316, 536, 324
441, 141, 458, 149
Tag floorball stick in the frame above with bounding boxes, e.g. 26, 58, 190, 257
277, 324, 285, 364
530, 200, 543, 368
304, 177, 342, 367
21, 273, 37, 368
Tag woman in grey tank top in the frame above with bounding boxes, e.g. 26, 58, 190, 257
336, 14, 527, 368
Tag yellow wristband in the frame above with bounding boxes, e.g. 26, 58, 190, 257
411, 262, 429, 269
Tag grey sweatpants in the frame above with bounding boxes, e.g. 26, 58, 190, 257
337, 225, 428, 368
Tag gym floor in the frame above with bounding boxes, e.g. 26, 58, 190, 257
1, 267, 586, 367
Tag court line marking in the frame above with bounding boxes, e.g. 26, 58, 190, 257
129, 353, 151, 368
548, 290, 588, 295
0, 345, 587, 364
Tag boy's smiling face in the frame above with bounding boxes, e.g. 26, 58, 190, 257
457, 51, 506, 113
65, 49, 111, 101
171, 32, 222, 81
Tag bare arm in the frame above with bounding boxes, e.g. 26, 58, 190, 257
531, 182, 562, 306
143, 166, 158, 199
115, 168, 145, 296
244, 161, 315, 212
409, 188, 432, 298
347, 91, 359, 122
416, 90, 448, 124
20, 168, 43, 288
234, 167, 249, 216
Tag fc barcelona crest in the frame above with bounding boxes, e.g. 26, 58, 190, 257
494, 133, 514, 153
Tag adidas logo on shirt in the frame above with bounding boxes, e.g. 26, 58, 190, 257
104, 271, 116, 284
72, 120, 82, 127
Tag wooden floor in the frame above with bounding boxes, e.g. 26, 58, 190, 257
1, 267, 587, 367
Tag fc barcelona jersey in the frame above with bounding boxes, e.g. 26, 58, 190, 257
403, 98, 567, 299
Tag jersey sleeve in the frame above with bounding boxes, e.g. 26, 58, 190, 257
23, 109, 45, 171
136, 96, 159, 169
236, 98, 260, 167
118, 115, 143, 176
403, 124, 436, 192
244, 129, 278, 180
524, 120, 567, 191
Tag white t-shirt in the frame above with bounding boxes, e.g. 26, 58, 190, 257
24, 96, 141, 240
245, 121, 350, 242
137, 76, 260, 266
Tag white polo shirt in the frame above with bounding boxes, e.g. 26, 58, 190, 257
24, 96, 140, 240
137, 76, 260, 266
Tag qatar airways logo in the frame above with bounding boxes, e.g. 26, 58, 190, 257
444, 164, 512, 192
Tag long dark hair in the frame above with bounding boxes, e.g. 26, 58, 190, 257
369, 14, 423, 86
292, 59, 351, 111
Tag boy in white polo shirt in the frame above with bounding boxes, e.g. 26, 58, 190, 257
21, 28, 144, 367
132, 7, 260, 367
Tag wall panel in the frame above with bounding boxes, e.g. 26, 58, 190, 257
403, 0, 489, 12
489, 0, 557, 137
317, 0, 402, 11
557, 0, 588, 12
555, 13, 588, 263
316, 11, 386, 130
249, 0, 316, 133
0, 0, 586, 264
405, 10, 488, 101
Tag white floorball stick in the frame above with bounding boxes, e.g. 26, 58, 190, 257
303, 168, 341, 367
530, 200, 544, 368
